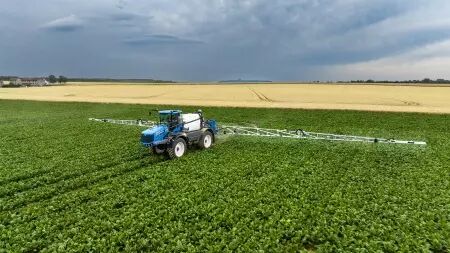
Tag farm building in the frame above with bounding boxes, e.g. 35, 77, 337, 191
11, 78, 22, 86
1, 80, 11, 86
10, 78, 49, 87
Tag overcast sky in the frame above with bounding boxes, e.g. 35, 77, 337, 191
1, 0, 450, 81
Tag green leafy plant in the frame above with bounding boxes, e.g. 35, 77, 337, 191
0, 100, 449, 252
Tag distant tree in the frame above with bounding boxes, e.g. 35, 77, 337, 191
58, 75, 68, 84
366, 79, 374, 83
436, 79, 450, 83
422, 78, 432, 83
48, 75, 57, 83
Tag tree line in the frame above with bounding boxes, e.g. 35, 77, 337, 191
48, 75, 68, 84
67, 78, 176, 83
338, 78, 450, 84
0, 75, 68, 83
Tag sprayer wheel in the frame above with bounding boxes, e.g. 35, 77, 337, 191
198, 131, 213, 149
166, 138, 186, 159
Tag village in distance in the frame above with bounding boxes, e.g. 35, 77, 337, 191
0, 75, 67, 87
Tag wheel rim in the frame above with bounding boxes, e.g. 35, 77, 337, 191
174, 141, 185, 157
204, 134, 212, 148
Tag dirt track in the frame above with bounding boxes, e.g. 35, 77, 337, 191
1, 82, 450, 114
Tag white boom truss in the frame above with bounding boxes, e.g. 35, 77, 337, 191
88, 118, 427, 146
219, 125, 427, 145
88, 118, 156, 127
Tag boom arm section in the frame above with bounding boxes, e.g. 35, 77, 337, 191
89, 118, 427, 146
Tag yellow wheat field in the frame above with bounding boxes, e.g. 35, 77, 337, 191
1, 82, 450, 114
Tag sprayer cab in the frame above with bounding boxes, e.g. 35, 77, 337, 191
141, 110, 218, 159
158, 110, 183, 132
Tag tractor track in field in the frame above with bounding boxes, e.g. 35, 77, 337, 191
0, 156, 161, 212
0, 153, 143, 198
0, 158, 172, 228
0, 147, 113, 185
0, 137, 137, 182
0, 128, 139, 183
1, 83, 450, 113
247, 87, 274, 102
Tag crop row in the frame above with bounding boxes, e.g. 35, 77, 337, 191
0, 100, 449, 252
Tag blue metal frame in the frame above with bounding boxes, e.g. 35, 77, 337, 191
206, 119, 218, 134
140, 110, 217, 148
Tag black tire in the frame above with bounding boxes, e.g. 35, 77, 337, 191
166, 138, 187, 159
198, 131, 213, 149
152, 144, 166, 155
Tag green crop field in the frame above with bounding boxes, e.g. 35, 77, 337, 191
0, 100, 449, 252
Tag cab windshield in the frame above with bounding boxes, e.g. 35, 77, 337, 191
159, 113, 180, 129
159, 114, 171, 124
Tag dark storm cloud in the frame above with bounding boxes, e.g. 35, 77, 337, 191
123, 35, 204, 46
291, 25, 450, 65
41, 15, 84, 32
1, 0, 450, 81
110, 13, 143, 21
43, 25, 81, 32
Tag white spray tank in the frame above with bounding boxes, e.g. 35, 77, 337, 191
182, 113, 202, 132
